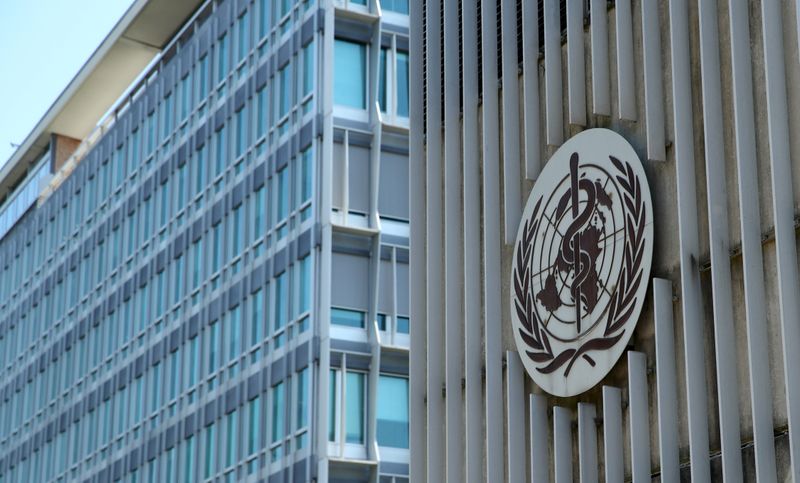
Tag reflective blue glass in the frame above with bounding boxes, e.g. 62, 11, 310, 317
334, 39, 366, 108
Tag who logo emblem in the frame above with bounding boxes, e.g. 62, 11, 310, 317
510, 129, 654, 397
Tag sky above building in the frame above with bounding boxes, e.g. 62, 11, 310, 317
0, 0, 135, 170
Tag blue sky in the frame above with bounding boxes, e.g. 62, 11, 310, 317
0, 0, 136, 169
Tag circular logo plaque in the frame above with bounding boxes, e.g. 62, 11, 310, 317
511, 129, 654, 397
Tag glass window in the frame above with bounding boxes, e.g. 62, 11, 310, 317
162, 94, 173, 141
277, 167, 289, 222
279, 62, 292, 119
345, 372, 365, 444
195, 145, 207, 196
217, 34, 228, 84
198, 55, 210, 102
208, 321, 219, 376
299, 256, 311, 314
184, 435, 195, 483
280, 0, 292, 18
192, 239, 203, 289
272, 382, 285, 443
328, 371, 336, 441
180, 74, 191, 122
226, 410, 237, 467
248, 396, 261, 455
215, 127, 227, 177
251, 289, 264, 345
237, 12, 250, 64
257, 88, 268, 138
377, 313, 386, 331
212, 223, 222, 273
301, 146, 313, 204
377, 375, 409, 448
331, 308, 364, 328
383, 0, 408, 14
302, 41, 314, 97
259, 0, 271, 39
235, 107, 247, 158
204, 423, 216, 478
397, 316, 409, 334
232, 206, 243, 259
275, 272, 287, 330
296, 367, 308, 429
253, 187, 265, 241
334, 39, 366, 109
228, 307, 241, 363
396, 51, 409, 117
378, 48, 387, 112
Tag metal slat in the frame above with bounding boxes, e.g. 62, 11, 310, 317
578, 403, 598, 483
697, 0, 743, 479
409, 0, 427, 478
590, 0, 610, 115
425, 0, 445, 480
641, 0, 665, 161
668, 0, 711, 479
522, 0, 541, 179
506, 352, 525, 483
462, 0, 483, 481
501, 0, 521, 243
602, 386, 623, 483
567, 0, 586, 126
443, 0, 464, 480
761, 1, 800, 479
554, 406, 573, 483
530, 394, 549, 483
727, 0, 778, 478
545, 0, 563, 146
615, 0, 636, 120
481, 0, 504, 480
628, 351, 651, 482
653, 278, 680, 483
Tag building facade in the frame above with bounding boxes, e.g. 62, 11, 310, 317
0, 0, 409, 482
411, 0, 800, 482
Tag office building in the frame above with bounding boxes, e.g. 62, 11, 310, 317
0, 0, 409, 482
411, 0, 800, 481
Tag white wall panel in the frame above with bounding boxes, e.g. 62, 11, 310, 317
481, 0, 505, 480
590, 0, 610, 115
615, 0, 636, 120
567, 0, 586, 126
641, 0, 665, 161
462, 0, 483, 481
728, 0, 778, 478
654, 279, 680, 483
760, 1, 800, 479
668, 0, 711, 478
425, 0, 445, 480
697, 0, 743, 478
443, 0, 465, 480
501, 0, 521, 243
578, 403, 597, 483
522, 0, 541, 179
545, 0, 563, 146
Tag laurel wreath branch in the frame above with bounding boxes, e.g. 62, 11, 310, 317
513, 155, 646, 376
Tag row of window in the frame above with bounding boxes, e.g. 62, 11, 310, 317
0, 249, 313, 448
0, 368, 409, 482
328, 371, 409, 449
331, 307, 409, 334
0, 0, 321, 312
0, 144, 314, 376
334, 38, 410, 119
